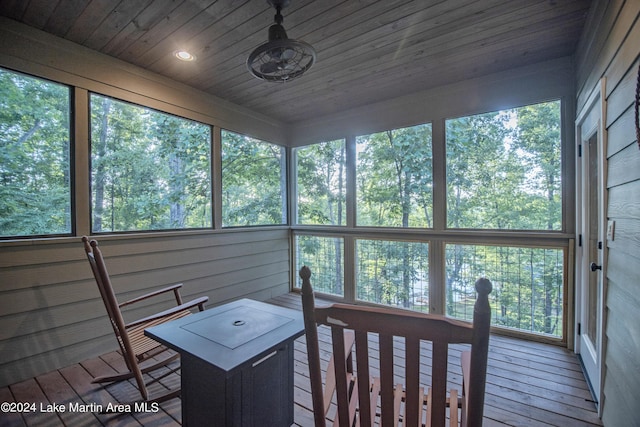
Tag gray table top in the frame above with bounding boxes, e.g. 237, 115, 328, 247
145, 298, 305, 373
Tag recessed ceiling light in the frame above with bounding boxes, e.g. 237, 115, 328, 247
174, 50, 196, 61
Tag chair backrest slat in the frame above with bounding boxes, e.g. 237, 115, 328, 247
405, 335, 421, 427
331, 327, 351, 427
430, 341, 449, 427
379, 333, 395, 427
354, 330, 373, 426
300, 265, 492, 427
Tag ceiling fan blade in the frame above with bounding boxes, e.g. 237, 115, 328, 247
280, 48, 296, 61
260, 61, 280, 74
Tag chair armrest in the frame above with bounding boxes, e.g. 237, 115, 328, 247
126, 296, 209, 329
119, 283, 184, 308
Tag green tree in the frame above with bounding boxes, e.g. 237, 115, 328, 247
296, 140, 345, 225
445, 101, 563, 336
357, 124, 432, 227
221, 130, 286, 226
90, 95, 211, 232
355, 124, 432, 307
0, 69, 71, 236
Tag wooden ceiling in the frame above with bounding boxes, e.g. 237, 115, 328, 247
0, 0, 593, 124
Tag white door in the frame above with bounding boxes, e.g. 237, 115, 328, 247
575, 79, 606, 410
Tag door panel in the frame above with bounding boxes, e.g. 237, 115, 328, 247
575, 78, 606, 411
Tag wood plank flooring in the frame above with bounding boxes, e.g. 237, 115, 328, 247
0, 293, 602, 427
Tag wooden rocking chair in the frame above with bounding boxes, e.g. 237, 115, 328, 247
82, 236, 208, 402
300, 266, 492, 427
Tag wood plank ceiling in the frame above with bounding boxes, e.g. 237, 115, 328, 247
0, 0, 593, 124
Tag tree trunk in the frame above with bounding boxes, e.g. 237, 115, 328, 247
93, 98, 111, 232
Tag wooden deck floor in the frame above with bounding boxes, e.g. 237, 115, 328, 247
1, 293, 602, 427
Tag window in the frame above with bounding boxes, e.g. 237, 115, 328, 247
221, 130, 286, 227
294, 99, 567, 340
356, 124, 433, 227
295, 139, 346, 225
357, 239, 429, 311
446, 101, 562, 230
0, 68, 71, 237
295, 235, 344, 296
90, 94, 211, 232
446, 244, 563, 337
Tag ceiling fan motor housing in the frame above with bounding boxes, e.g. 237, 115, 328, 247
247, 0, 316, 82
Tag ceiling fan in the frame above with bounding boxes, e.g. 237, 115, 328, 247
247, 0, 316, 82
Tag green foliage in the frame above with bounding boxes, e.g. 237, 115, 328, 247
356, 124, 433, 227
295, 139, 346, 225
356, 239, 429, 310
446, 101, 562, 230
90, 94, 211, 232
446, 244, 563, 337
0, 69, 71, 237
221, 130, 286, 226
295, 235, 343, 295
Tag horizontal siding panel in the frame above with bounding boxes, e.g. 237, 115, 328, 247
0, 335, 115, 388
0, 231, 291, 387
606, 105, 637, 157
0, 297, 106, 341
607, 247, 640, 290
607, 144, 640, 188
0, 259, 88, 291
0, 317, 111, 365
193, 259, 291, 292
574, 0, 611, 84
90, 229, 289, 258
0, 264, 290, 361
1, 279, 99, 316
606, 280, 640, 351
576, 0, 638, 107
0, 228, 288, 268
212, 270, 291, 303
0, 241, 82, 268
102, 238, 289, 275
603, 17, 640, 101
608, 179, 640, 219
605, 218, 640, 262
0, 230, 289, 288
602, 279, 640, 427
605, 57, 640, 129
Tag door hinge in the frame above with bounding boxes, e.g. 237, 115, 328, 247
577, 323, 581, 335
578, 144, 582, 157
579, 234, 582, 247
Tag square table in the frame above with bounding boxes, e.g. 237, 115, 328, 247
145, 298, 305, 427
